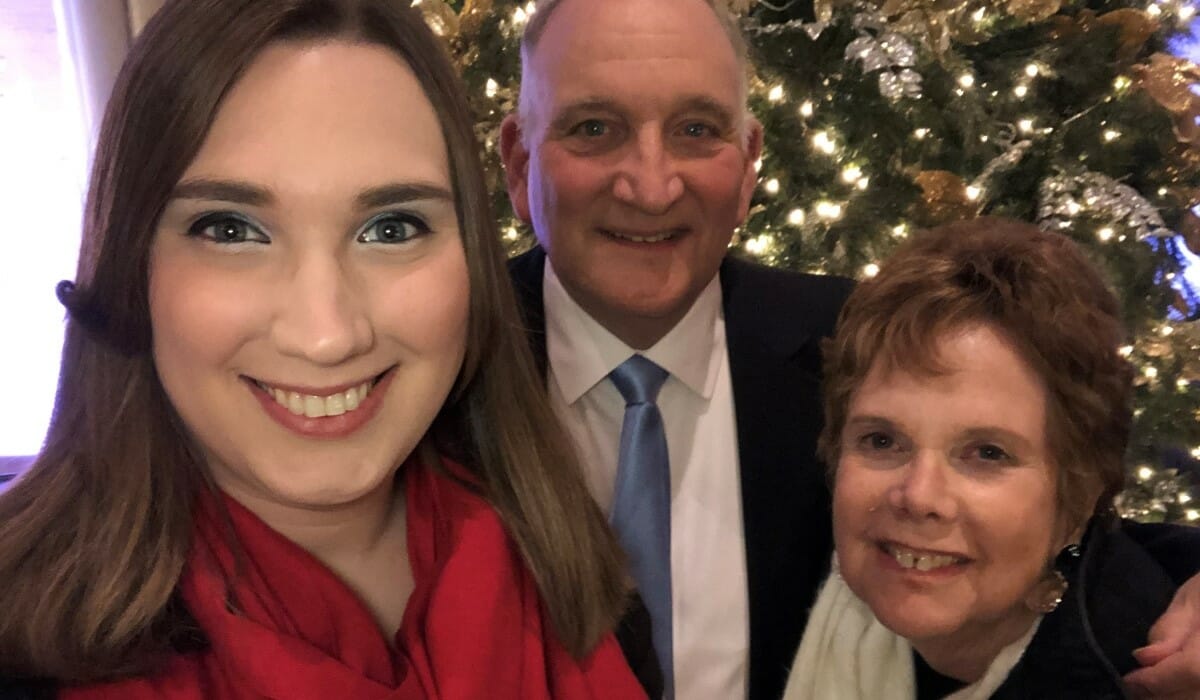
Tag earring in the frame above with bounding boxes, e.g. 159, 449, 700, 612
1025, 569, 1068, 614
1025, 543, 1081, 614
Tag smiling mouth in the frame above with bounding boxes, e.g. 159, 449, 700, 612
250, 369, 391, 419
601, 227, 684, 244
880, 542, 970, 572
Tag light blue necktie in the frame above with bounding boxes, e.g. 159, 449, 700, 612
609, 354, 673, 699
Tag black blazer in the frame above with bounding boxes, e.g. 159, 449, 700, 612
509, 247, 855, 700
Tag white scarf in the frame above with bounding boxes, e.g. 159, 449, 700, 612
782, 571, 1040, 700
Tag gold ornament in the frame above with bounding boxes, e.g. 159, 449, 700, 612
913, 170, 976, 226
1006, 0, 1061, 23
1096, 9, 1158, 62
1134, 53, 1200, 147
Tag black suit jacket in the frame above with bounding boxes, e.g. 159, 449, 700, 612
509, 247, 855, 700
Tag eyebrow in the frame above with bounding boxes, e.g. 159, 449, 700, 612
168, 178, 455, 210
550, 95, 739, 130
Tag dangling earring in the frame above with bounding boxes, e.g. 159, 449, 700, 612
1025, 569, 1068, 614
1024, 543, 1081, 614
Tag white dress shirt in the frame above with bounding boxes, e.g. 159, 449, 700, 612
543, 262, 750, 700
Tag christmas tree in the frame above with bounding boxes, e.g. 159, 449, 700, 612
418, 0, 1200, 523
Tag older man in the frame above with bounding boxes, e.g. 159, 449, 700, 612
499, 0, 1200, 698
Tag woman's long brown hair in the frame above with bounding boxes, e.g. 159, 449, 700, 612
0, 0, 626, 683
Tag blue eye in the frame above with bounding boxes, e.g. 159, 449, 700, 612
187, 212, 269, 244
357, 213, 429, 244
862, 432, 896, 450
574, 120, 608, 138
682, 122, 714, 138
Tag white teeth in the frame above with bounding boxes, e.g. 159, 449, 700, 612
887, 545, 959, 571
303, 395, 326, 418
610, 230, 676, 243
260, 380, 375, 418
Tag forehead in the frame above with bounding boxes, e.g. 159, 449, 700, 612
851, 325, 1048, 431
185, 40, 451, 188
526, 0, 741, 115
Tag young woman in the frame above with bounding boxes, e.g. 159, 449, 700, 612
0, 1, 647, 697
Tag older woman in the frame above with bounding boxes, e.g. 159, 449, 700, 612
0, 1, 649, 698
785, 218, 1180, 699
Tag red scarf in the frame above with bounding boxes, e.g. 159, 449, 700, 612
63, 457, 645, 699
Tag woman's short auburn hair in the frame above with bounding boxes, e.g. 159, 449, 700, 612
819, 217, 1133, 531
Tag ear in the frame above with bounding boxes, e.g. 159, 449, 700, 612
736, 116, 764, 223
500, 114, 533, 224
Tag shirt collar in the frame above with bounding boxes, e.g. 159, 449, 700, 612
544, 260, 724, 404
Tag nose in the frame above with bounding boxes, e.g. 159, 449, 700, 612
611, 128, 685, 215
270, 252, 374, 366
888, 449, 959, 521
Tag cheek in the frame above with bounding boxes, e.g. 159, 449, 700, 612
148, 252, 266, 373
831, 464, 883, 547
371, 248, 471, 362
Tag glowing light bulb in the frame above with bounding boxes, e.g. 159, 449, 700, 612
1180, 4, 1195, 20
841, 166, 863, 183
504, 226, 520, 241
856, 177, 870, 190
1181, 492, 1194, 504
1144, 366, 1159, 379
1103, 129, 1121, 142
892, 224, 909, 238
754, 158, 763, 172
812, 131, 837, 155
815, 201, 843, 220
788, 208, 806, 226
966, 185, 982, 201
764, 178, 781, 195
768, 85, 785, 102
958, 73, 975, 88
863, 263, 880, 278
1162, 325, 1175, 336
1066, 199, 1082, 215
972, 7, 986, 21
913, 127, 929, 140
1148, 4, 1162, 16
1119, 345, 1134, 357
1097, 226, 1115, 242
1014, 84, 1029, 98
1138, 466, 1155, 481
1025, 63, 1040, 78
1018, 118, 1034, 133
486, 78, 499, 97
745, 235, 773, 255
1114, 75, 1132, 91
800, 101, 814, 117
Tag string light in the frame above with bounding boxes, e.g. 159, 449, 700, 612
958, 73, 975, 88
768, 85, 785, 102
504, 226, 520, 241
1103, 129, 1121, 142
1066, 198, 1082, 215
966, 185, 982, 201
787, 208, 806, 226
754, 158, 763, 172
764, 178, 781, 195
1148, 4, 1162, 16
1138, 465, 1155, 481
812, 130, 837, 155
1014, 85, 1029, 98
1180, 4, 1196, 21
745, 234, 774, 256
1114, 75, 1132, 91
1018, 118, 1034, 133
841, 165, 863, 183
1025, 63, 1040, 78
799, 101, 814, 118
863, 263, 880, 278
913, 127, 929, 140
1119, 345, 1134, 357
892, 224, 909, 238
1181, 492, 1193, 505
486, 78, 499, 97
815, 200, 843, 220
856, 178, 870, 190
1144, 366, 1159, 379
972, 7, 986, 21
1097, 226, 1115, 242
